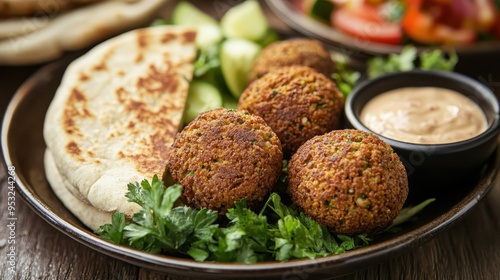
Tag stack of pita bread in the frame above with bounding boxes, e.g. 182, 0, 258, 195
43, 25, 198, 230
0, 0, 169, 65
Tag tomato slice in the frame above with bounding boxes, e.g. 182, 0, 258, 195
330, 5, 403, 45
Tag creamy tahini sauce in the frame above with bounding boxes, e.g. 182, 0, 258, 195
360, 87, 487, 144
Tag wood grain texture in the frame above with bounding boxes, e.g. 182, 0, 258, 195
1, 1, 500, 279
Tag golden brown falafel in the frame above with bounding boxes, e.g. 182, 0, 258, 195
238, 65, 344, 157
168, 108, 283, 214
248, 38, 336, 83
287, 129, 408, 236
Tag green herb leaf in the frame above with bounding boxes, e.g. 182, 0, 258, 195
367, 46, 458, 79
419, 49, 458, 71
193, 44, 221, 77
96, 177, 372, 264
95, 212, 126, 245
331, 61, 361, 99
388, 198, 436, 230
262, 193, 296, 219
309, 0, 334, 22
368, 45, 417, 78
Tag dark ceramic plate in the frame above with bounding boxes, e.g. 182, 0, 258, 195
2, 56, 500, 279
266, 0, 500, 59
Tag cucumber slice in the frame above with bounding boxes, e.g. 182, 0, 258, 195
172, 1, 222, 48
199, 66, 238, 110
183, 80, 223, 124
220, 0, 269, 41
220, 38, 262, 98
195, 24, 223, 49
172, 1, 218, 26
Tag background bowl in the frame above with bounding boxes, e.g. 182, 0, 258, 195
266, 0, 500, 60
345, 70, 500, 187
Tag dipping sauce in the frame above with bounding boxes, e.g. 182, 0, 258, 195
360, 87, 488, 144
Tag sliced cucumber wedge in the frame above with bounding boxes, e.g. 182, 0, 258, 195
183, 80, 223, 124
172, 1, 218, 26
220, 38, 262, 98
195, 24, 223, 49
172, 1, 222, 48
220, 0, 269, 41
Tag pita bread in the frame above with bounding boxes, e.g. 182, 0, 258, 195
0, 16, 49, 39
0, 0, 168, 65
45, 150, 112, 230
43, 25, 197, 229
0, 0, 106, 17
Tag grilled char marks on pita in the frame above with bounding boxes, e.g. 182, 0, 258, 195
60, 27, 196, 177
43, 26, 197, 228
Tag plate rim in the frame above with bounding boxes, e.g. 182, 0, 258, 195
2, 57, 499, 278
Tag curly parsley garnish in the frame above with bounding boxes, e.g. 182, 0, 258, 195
96, 175, 371, 263
367, 45, 458, 79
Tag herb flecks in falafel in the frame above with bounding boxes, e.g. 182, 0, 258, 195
239, 65, 344, 157
287, 129, 409, 236
168, 108, 283, 214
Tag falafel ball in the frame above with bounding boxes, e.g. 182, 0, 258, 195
248, 38, 336, 83
287, 129, 408, 236
238, 65, 344, 157
168, 108, 283, 214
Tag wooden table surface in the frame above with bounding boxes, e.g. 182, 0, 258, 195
1, 1, 500, 279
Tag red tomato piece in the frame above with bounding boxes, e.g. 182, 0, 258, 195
330, 5, 403, 45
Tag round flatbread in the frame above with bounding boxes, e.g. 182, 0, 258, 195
0, 0, 168, 65
45, 149, 113, 231
0, 16, 50, 40
43, 25, 197, 226
0, 0, 107, 17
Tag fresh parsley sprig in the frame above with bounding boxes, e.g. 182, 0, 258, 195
97, 176, 219, 254
95, 176, 372, 263
265, 194, 370, 261
419, 49, 458, 71
332, 61, 361, 99
331, 45, 458, 99
193, 44, 221, 77
367, 45, 417, 78
367, 45, 458, 78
